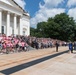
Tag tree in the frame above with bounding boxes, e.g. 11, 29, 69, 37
30, 27, 36, 36
30, 13, 76, 41
54, 13, 76, 41
36, 22, 47, 37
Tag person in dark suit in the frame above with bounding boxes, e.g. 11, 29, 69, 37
74, 41, 76, 50
69, 42, 73, 53
55, 41, 59, 52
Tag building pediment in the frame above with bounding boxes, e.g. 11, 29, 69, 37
0, 0, 22, 10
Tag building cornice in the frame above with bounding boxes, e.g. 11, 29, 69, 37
12, 0, 30, 17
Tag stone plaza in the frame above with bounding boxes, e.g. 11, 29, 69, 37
0, 46, 76, 75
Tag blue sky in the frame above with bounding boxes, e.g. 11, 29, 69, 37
24, 0, 43, 16
15, 0, 76, 28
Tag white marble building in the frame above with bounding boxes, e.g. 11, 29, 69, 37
0, 0, 30, 36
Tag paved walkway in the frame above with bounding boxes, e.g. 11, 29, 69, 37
0, 46, 76, 75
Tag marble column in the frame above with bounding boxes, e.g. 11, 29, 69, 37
14, 14, 17, 35
6, 11, 10, 36
0, 9, 2, 34
19, 17, 23, 35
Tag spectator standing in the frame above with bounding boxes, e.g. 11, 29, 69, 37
68, 42, 73, 53
74, 41, 76, 50
55, 41, 59, 52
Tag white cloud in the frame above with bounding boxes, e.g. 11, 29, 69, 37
68, 8, 76, 20
31, 8, 65, 28
14, 0, 26, 9
40, 0, 64, 8
67, 0, 76, 8
31, 0, 65, 28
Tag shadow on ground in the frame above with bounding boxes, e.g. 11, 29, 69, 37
0, 50, 68, 75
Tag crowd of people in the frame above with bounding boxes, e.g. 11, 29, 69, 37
0, 34, 29, 54
0, 34, 67, 54
28, 37, 67, 49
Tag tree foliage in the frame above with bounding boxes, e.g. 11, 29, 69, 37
30, 13, 76, 41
